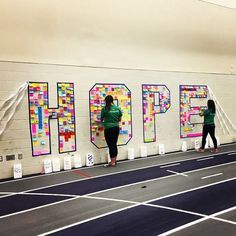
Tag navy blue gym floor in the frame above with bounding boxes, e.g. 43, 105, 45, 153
0, 144, 236, 235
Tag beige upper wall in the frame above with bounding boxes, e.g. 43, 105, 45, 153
0, 0, 236, 73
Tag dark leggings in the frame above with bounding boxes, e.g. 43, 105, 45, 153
201, 124, 217, 149
104, 126, 120, 158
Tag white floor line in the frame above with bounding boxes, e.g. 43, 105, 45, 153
18, 161, 170, 194
228, 152, 236, 156
79, 195, 236, 226
145, 203, 206, 217
0, 196, 81, 220
2, 158, 232, 200
143, 176, 236, 203
0, 148, 200, 186
1, 159, 233, 199
160, 163, 180, 168
0, 163, 227, 200
85, 195, 207, 218
0, 192, 137, 221
0, 192, 15, 195
0, 192, 19, 199
159, 206, 236, 236
0, 148, 235, 197
0, 176, 235, 233
184, 160, 236, 175
87, 197, 236, 226
19, 192, 78, 198
0, 158, 204, 195
197, 156, 214, 161
0, 172, 233, 222
87, 175, 179, 196
0, 173, 234, 220
166, 170, 188, 177
0, 160, 187, 193
211, 205, 236, 217
2, 175, 234, 222
39, 192, 236, 236
147, 203, 236, 225
0, 146, 235, 186
158, 217, 208, 236
84, 195, 138, 205
210, 216, 236, 225
0, 156, 235, 221
0, 146, 234, 234
87, 161, 236, 196
201, 173, 223, 179
0, 191, 77, 198
39, 204, 141, 236
0, 159, 233, 202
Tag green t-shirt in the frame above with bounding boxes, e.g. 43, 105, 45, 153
203, 109, 215, 125
101, 105, 122, 130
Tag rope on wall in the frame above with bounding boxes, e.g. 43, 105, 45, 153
208, 86, 236, 135
0, 82, 28, 136
198, 0, 236, 11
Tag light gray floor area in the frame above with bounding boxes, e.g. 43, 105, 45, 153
0, 198, 133, 235
0, 143, 235, 235
220, 210, 236, 222
170, 219, 236, 236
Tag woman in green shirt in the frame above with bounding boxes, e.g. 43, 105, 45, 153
198, 99, 218, 153
101, 95, 122, 167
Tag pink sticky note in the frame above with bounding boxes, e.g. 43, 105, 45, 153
32, 124, 37, 134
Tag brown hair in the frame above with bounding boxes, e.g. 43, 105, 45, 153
207, 99, 216, 113
105, 95, 113, 111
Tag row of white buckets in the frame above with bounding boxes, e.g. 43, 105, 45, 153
42, 154, 94, 175
127, 144, 164, 160
13, 137, 219, 179
127, 136, 220, 160
13, 154, 92, 179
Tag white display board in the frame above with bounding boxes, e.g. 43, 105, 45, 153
128, 148, 135, 160
43, 159, 52, 174
73, 155, 82, 168
86, 153, 94, 166
181, 141, 187, 152
13, 163, 22, 179
64, 155, 72, 170
52, 158, 60, 172
140, 146, 147, 157
159, 144, 165, 155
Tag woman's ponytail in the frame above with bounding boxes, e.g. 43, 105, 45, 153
105, 95, 113, 111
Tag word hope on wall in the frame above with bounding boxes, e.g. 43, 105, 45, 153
28, 82, 208, 156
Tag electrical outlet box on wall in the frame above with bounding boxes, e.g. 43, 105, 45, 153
18, 153, 23, 160
5, 154, 16, 161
